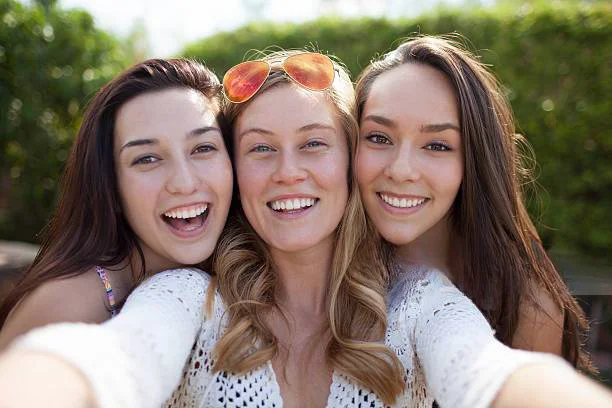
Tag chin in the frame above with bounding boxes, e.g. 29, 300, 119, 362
379, 227, 420, 246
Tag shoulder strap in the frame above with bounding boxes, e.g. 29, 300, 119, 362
95, 266, 118, 317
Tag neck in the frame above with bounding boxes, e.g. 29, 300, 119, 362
395, 215, 454, 275
128, 243, 180, 283
270, 235, 334, 317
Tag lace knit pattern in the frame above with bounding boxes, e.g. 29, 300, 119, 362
165, 265, 563, 408
14, 266, 568, 408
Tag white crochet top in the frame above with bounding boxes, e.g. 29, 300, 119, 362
13, 266, 566, 408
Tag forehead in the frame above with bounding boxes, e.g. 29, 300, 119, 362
115, 88, 217, 142
363, 63, 458, 123
235, 84, 338, 133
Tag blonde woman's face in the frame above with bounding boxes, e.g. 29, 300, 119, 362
234, 84, 349, 254
356, 63, 463, 246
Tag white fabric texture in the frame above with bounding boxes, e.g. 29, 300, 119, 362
13, 265, 568, 408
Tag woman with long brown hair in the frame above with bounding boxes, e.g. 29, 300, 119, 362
355, 35, 591, 370
0, 58, 233, 349
0, 48, 610, 408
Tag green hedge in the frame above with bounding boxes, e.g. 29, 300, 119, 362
0, 1, 610, 262
0, 0, 128, 242
181, 3, 611, 261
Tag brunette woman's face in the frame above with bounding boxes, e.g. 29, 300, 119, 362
234, 84, 349, 254
356, 63, 463, 246
114, 88, 233, 271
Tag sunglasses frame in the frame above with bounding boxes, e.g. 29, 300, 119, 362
222, 52, 336, 104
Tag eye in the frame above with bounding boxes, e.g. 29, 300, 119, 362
250, 144, 274, 153
303, 140, 326, 149
131, 155, 160, 166
193, 144, 216, 154
365, 133, 392, 145
424, 142, 452, 152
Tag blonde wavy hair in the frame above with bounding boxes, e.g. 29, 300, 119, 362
208, 50, 405, 404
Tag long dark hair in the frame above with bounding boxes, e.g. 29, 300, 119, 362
355, 35, 593, 372
0, 58, 223, 326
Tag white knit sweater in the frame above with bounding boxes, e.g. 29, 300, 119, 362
13, 266, 567, 408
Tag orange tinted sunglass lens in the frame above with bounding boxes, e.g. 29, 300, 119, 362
223, 61, 270, 103
283, 53, 334, 91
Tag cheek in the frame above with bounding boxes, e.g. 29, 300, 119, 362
355, 147, 384, 187
432, 156, 463, 199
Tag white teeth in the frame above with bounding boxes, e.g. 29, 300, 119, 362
163, 204, 208, 219
380, 194, 426, 209
270, 198, 316, 212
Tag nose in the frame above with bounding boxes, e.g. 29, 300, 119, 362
271, 151, 307, 185
166, 158, 201, 195
383, 144, 421, 182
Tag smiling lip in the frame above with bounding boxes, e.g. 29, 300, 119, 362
267, 194, 319, 219
161, 202, 212, 239
377, 192, 429, 215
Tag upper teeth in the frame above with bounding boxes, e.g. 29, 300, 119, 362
380, 194, 426, 208
164, 204, 208, 219
270, 198, 316, 211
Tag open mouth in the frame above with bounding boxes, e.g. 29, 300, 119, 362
377, 193, 429, 209
161, 204, 209, 232
267, 197, 319, 213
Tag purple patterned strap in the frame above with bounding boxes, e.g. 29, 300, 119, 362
95, 266, 118, 317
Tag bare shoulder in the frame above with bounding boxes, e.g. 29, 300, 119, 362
0, 268, 111, 350
512, 282, 564, 355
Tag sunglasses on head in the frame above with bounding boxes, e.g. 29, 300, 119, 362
222, 52, 335, 104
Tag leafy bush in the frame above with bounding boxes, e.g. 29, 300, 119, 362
1, 1, 610, 263
0, 0, 128, 241
182, 3, 611, 260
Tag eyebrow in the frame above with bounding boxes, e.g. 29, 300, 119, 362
363, 115, 460, 133
238, 123, 335, 140
362, 114, 396, 129
119, 126, 221, 153
420, 123, 460, 132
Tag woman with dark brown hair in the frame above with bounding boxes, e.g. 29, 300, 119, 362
355, 35, 591, 371
0, 58, 233, 349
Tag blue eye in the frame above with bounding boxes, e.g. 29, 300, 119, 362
425, 142, 452, 152
251, 144, 273, 153
303, 140, 326, 149
132, 155, 160, 166
366, 133, 392, 145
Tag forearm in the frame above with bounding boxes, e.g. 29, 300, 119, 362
0, 349, 95, 408
494, 363, 612, 408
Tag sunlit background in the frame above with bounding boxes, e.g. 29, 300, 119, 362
1, 0, 611, 387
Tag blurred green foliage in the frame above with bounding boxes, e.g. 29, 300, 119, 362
0, 0, 127, 241
182, 2, 611, 261
0, 1, 610, 262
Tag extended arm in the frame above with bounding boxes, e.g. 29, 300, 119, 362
0, 268, 211, 408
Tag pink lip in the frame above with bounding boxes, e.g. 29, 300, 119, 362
162, 205, 211, 239
377, 193, 429, 215
161, 201, 209, 215
267, 194, 318, 202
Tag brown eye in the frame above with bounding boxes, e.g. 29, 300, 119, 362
193, 144, 216, 154
132, 155, 160, 166
425, 142, 451, 152
366, 133, 392, 145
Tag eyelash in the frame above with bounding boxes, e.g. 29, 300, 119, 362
131, 155, 159, 166
425, 142, 452, 152
303, 140, 326, 149
193, 143, 216, 154
250, 144, 273, 153
366, 133, 392, 145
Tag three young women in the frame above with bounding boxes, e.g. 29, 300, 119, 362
0, 41, 608, 407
